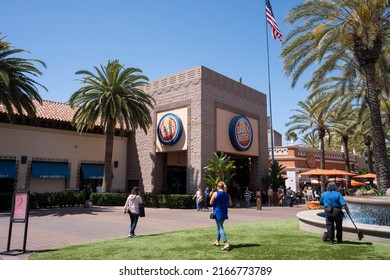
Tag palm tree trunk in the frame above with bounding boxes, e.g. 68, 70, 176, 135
102, 119, 115, 192
342, 135, 351, 188
365, 137, 375, 174
319, 134, 326, 193
363, 63, 390, 191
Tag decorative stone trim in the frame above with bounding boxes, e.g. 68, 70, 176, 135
269, 147, 288, 156
144, 67, 201, 92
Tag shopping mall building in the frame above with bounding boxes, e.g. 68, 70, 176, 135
0, 66, 270, 194
1, 65, 363, 194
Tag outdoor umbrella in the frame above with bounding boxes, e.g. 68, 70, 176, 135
300, 168, 330, 176
350, 180, 365, 187
300, 169, 331, 191
354, 173, 376, 187
353, 173, 377, 179
327, 169, 356, 177
328, 177, 364, 187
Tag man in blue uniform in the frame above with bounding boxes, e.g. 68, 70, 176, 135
319, 182, 351, 244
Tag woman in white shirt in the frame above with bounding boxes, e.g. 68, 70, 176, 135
124, 187, 143, 238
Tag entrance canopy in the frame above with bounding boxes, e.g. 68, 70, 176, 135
31, 161, 69, 179
80, 163, 104, 179
0, 160, 16, 178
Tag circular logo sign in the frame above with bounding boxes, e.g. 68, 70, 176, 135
157, 113, 183, 145
229, 116, 253, 151
306, 153, 316, 168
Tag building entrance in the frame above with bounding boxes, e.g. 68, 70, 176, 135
232, 158, 250, 188
166, 166, 186, 194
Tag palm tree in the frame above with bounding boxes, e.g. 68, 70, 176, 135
286, 96, 333, 193
300, 131, 319, 148
329, 101, 359, 187
282, 0, 390, 191
0, 34, 47, 122
353, 106, 375, 173
69, 60, 155, 192
285, 131, 298, 145
261, 160, 286, 192
203, 152, 236, 190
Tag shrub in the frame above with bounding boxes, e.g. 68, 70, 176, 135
91, 193, 128, 206
1, 191, 195, 210
142, 193, 193, 208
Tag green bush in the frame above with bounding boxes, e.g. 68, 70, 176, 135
355, 186, 383, 196
91, 193, 128, 206
0, 191, 194, 210
142, 193, 193, 208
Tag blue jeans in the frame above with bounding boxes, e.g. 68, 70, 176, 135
129, 212, 140, 235
196, 198, 202, 210
245, 197, 250, 208
215, 219, 227, 242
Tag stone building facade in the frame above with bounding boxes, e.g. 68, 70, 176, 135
127, 66, 269, 194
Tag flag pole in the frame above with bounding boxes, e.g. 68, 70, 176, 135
265, 9, 275, 165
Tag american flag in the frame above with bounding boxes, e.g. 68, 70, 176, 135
265, 0, 283, 42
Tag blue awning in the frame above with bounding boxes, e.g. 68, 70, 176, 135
81, 164, 104, 179
0, 160, 16, 179
31, 161, 69, 179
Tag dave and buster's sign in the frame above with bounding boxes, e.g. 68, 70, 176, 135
229, 115, 253, 151
157, 113, 183, 145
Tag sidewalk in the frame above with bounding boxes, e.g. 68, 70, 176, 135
0, 204, 306, 260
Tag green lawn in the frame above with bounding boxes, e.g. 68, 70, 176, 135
29, 219, 390, 260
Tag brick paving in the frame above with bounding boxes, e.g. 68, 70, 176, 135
0, 204, 306, 260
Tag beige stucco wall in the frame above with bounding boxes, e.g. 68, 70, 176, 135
0, 123, 127, 192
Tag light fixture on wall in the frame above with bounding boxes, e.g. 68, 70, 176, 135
21, 156, 27, 164
114, 161, 119, 168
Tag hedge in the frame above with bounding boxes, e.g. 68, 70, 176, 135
0, 191, 195, 211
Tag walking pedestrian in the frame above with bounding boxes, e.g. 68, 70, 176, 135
277, 186, 284, 206
267, 186, 274, 206
204, 187, 209, 209
286, 187, 293, 207
193, 187, 203, 211
83, 183, 92, 208
124, 187, 143, 238
244, 187, 252, 208
210, 181, 232, 251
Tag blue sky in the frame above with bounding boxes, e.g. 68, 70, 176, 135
2, 0, 307, 143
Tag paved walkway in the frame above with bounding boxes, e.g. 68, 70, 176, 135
0, 204, 306, 260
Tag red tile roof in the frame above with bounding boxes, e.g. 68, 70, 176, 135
0, 99, 76, 122
0, 99, 126, 133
